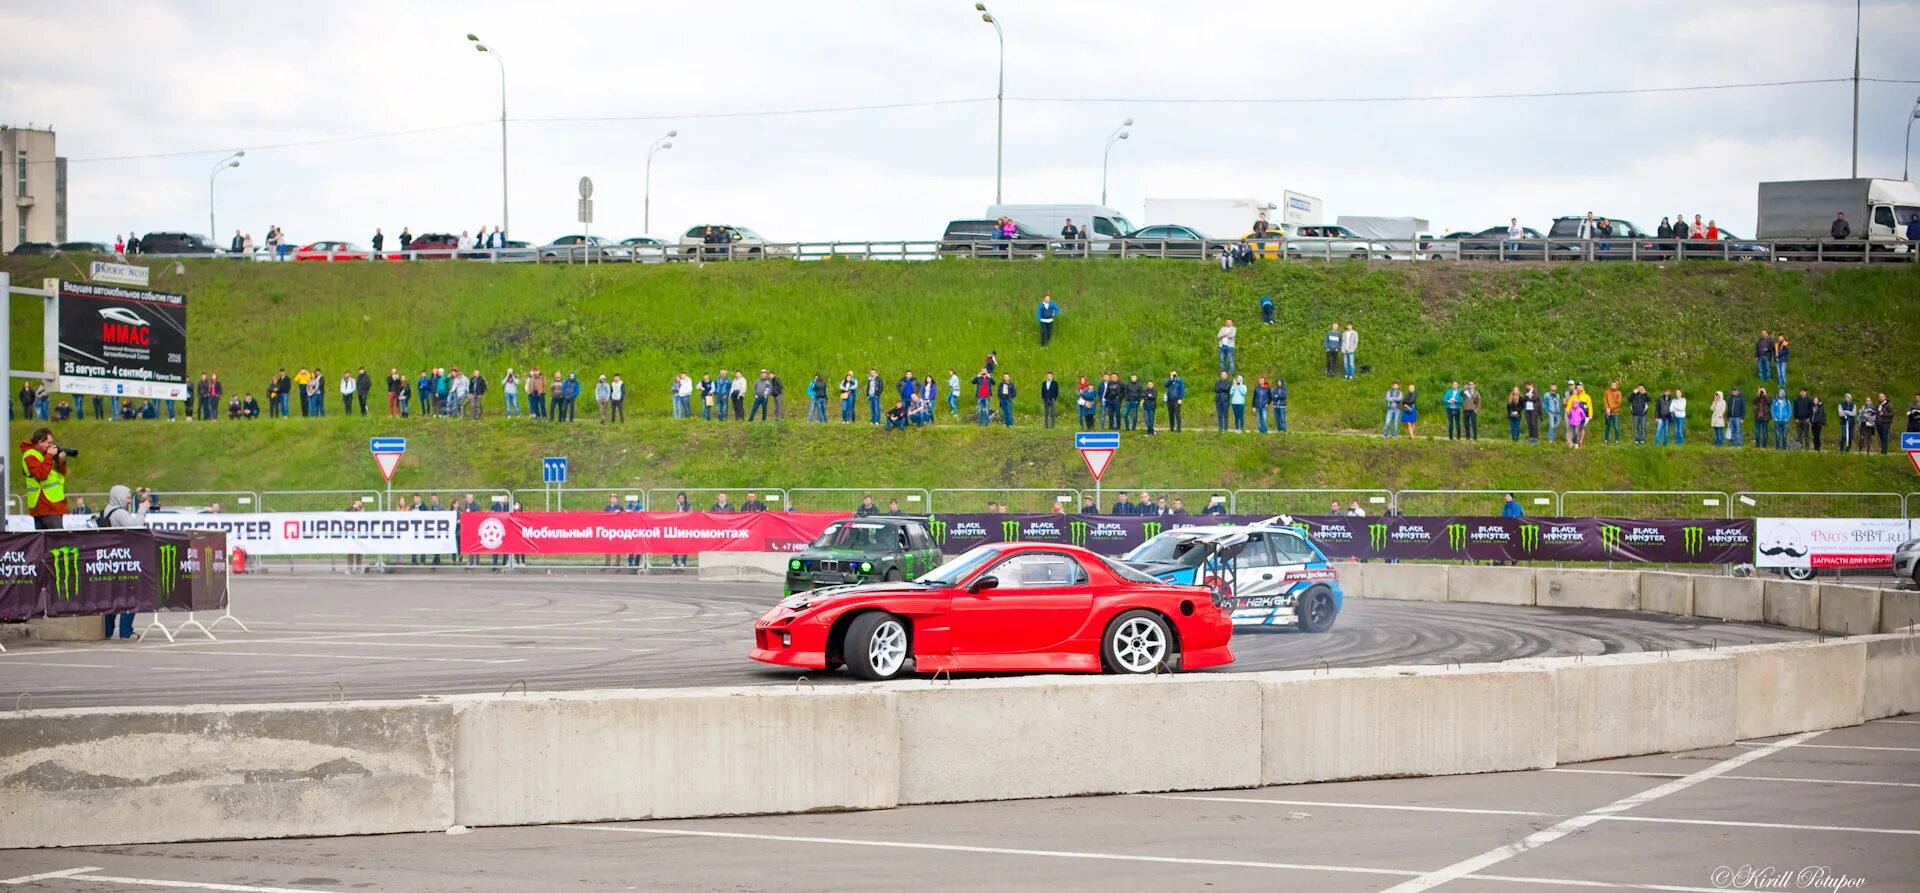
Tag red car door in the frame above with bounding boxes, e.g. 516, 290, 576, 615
949, 552, 1096, 669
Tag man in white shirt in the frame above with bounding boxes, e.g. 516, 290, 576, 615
1668, 389, 1688, 446
1340, 324, 1359, 380
1217, 319, 1237, 375
1505, 217, 1524, 252
610, 374, 626, 423
338, 372, 357, 415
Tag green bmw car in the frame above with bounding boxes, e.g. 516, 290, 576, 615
784, 517, 942, 595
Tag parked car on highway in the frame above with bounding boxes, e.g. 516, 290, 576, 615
784, 517, 943, 595
540, 235, 632, 262
1547, 216, 1657, 258
1282, 224, 1382, 260
294, 240, 374, 261
1677, 230, 1772, 262
677, 224, 787, 259
8, 242, 56, 256
56, 241, 111, 254
403, 233, 462, 259
938, 219, 1052, 257
751, 542, 1234, 680
617, 237, 670, 263
1120, 224, 1217, 258
1449, 225, 1549, 260
137, 232, 218, 254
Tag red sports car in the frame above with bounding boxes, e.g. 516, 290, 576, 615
294, 240, 380, 261
751, 542, 1235, 680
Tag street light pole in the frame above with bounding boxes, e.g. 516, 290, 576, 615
1905, 97, 1920, 182
468, 34, 509, 240
208, 151, 243, 246
645, 131, 677, 235
976, 3, 1004, 204
1101, 119, 1132, 207
1850, 0, 1861, 178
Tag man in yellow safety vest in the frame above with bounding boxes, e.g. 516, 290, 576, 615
19, 427, 71, 530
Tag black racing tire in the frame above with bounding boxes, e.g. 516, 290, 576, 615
843, 611, 911, 681
1296, 586, 1337, 634
1102, 609, 1172, 674
883, 567, 903, 582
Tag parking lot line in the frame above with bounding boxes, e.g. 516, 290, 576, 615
2, 867, 102, 884
1736, 742, 1920, 753
0, 867, 329, 892
1374, 729, 1823, 892
1142, 795, 1555, 817
1600, 815, 1919, 835
1547, 768, 1920, 788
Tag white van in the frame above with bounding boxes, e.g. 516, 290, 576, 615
985, 204, 1138, 250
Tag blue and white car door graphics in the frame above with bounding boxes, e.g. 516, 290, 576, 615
1228, 531, 1337, 626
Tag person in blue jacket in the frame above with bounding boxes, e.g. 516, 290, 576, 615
1501, 493, 1525, 517
1259, 294, 1274, 325
1770, 391, 1792, 449
1164, 371, 1186, 433
1036, 294, 1062, 346
1271, 377, 1288, 432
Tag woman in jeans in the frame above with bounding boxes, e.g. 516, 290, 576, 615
1506, 387, 1523, 441
1709, 391, 1727, 446
1229, 375, 1247, 431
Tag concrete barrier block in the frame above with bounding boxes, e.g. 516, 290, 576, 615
1861, 635, 1920, 719
897, 676, 1261, 804
1816, 584, 1883, 636
1639, 572, 1695, 616
25, 616, 105, 641
0, 702, 456, 849
1366, 563, 1447, 602
455, 687, 897, 826
1447, 564, 1536, 606
1733, 641, 1866, 740
1549, 652, 1736, 763
1260, 665, 1555, 785
696, 551, 789, 583
1537, 569, 1639, 611
1693, 576, 1763, 622
1882, 591, 1920, 633
1761, 580, 1821, 630
1331, 562, 1368, 598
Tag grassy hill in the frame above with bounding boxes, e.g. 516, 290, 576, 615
5, 256, 1917, 504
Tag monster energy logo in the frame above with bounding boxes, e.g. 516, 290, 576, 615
1599, 524, 1624, 554
1517, 523, 1541, 553
929, 518, 948, 544
1446, 523, 1469, 551
157, 543, 179, 605
1141, 521, 1162, 540
1368, 522, 1388, 551
49, 546, 81, 601
1682, 525, 1703, 556
1068, 521, 1088, 546
1001, 519, 1021, 542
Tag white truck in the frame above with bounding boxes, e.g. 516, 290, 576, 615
1756, 178, 1920, 256
1145, 193, 1323, 240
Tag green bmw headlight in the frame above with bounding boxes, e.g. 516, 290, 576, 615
861, 561, 873, 572
789, 559, 802, 571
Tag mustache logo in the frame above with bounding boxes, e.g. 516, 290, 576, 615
1758, 544, 1809, 557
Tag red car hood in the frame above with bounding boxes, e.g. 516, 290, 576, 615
777, 581, 938, 611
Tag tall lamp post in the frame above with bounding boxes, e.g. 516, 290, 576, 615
209, 151, 243, 246
1101, 119, 1132, 207
645, 131, 676, 235
1904, 96, 1920, 182
467, 34, 509, 239
975, 3, 1004, 204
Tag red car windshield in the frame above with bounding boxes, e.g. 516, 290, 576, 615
918, 546, 1001, 586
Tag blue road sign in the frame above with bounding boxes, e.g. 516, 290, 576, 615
1904, 433, 1920, 452
543, 456, 569, 484
369, 437, 407, 454
1074, 432, 1120, 449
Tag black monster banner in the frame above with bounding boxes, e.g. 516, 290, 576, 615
0, 529, 227, 621
924, 514, 1754, 564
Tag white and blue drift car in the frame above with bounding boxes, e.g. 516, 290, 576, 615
1122, 520, 1343, 631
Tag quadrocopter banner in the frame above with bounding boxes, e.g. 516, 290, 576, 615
144, 512, 459, 555
924, 513, 1755, 563
0, 529, 229, 621
1753, 517, 1915, 569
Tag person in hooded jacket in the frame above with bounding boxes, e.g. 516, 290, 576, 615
97, 484, 148, 640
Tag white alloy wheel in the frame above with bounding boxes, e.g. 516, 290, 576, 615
1107, 612, 1169, 673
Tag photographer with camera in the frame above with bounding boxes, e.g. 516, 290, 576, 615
19, 427, 75, 530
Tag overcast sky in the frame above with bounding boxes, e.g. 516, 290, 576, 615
3, 0, 1917, 244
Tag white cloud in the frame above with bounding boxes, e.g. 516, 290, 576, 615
2, 0, 1916, 244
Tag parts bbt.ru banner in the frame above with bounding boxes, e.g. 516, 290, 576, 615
457, 511, 848, 555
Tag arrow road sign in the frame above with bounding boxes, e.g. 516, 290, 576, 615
543, 456, 569, 484
1904, 432, 1920, 476
1074, 432, 1119, 482
369, 437, 406, 454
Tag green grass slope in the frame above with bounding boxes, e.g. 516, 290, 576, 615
4, 257, 1916, 502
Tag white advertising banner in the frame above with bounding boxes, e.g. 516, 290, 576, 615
1755, 517, 1915, 570
141, 512, 460, 555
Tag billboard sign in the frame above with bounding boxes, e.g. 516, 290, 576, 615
55, 280, 189, 401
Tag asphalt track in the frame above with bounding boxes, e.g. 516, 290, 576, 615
3, 719, 1914, 892
0, 573, 1815, 710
